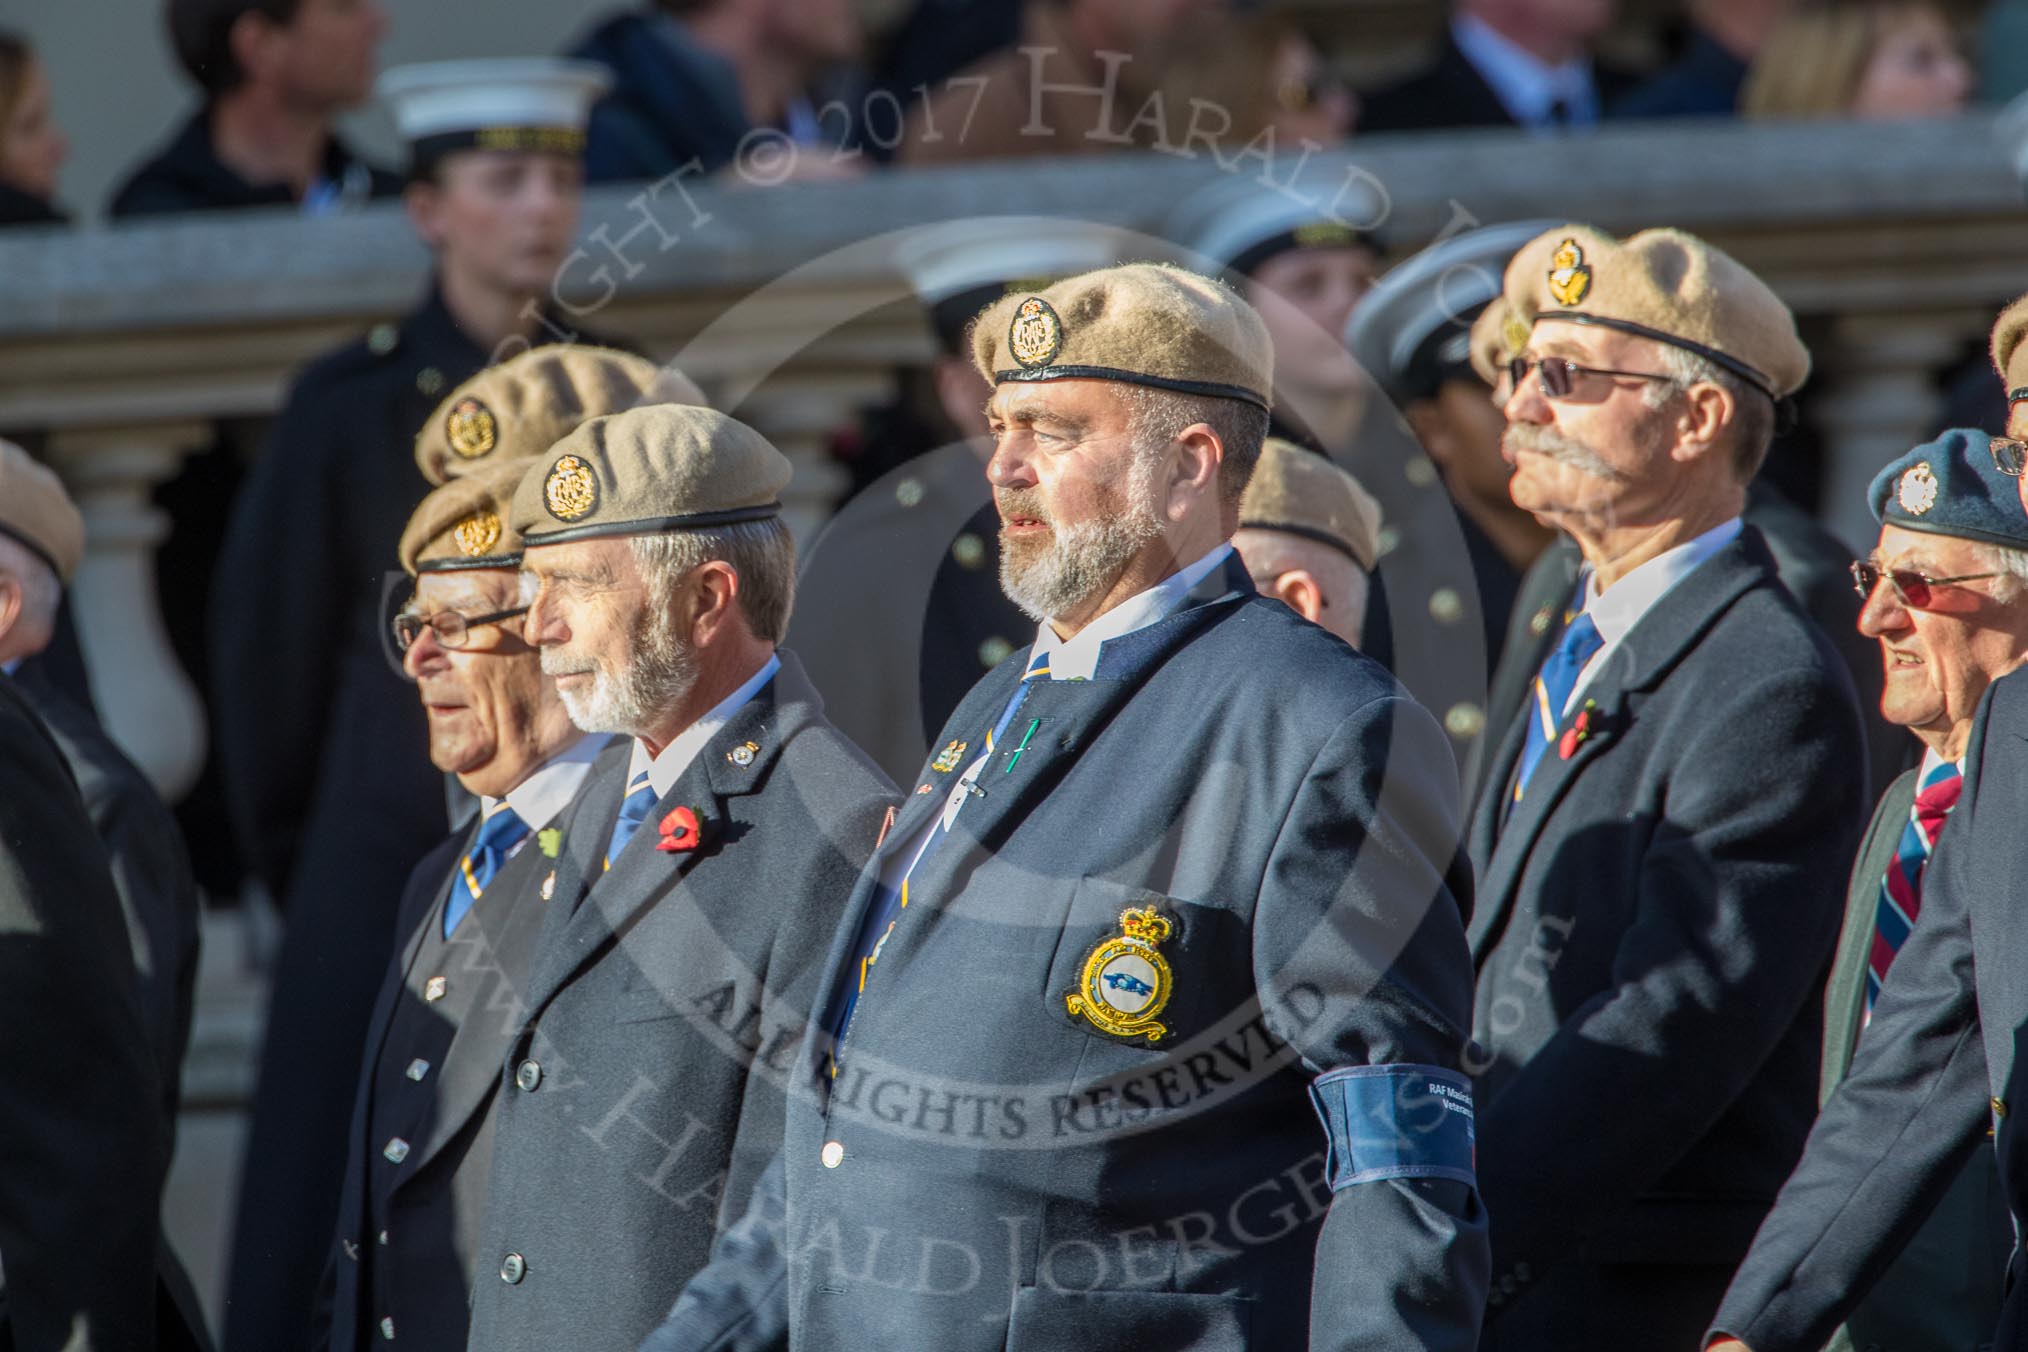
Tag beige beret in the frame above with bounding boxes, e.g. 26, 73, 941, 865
0, 439, 83, 583
511, 405, 791, 547
1992, 292, 2028, 390
971, 262, 1274, 410
414, 345, 703, 485
400, 457, 534, 576
1506, 224, 1809, 400
1238, 437, 1383, 572
1470, 295, 1533, 388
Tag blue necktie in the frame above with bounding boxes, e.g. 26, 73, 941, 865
1509, 606, 1604, 810
824, 649, 1053, 1057
605, 770, 656, 870
445, 805, 529, 938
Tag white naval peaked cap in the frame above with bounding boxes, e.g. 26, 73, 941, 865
378, 59, 610, 172
1163, 165, 1389, 276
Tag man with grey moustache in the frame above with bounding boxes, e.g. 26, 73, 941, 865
1464, 225, 1867, 1347
464, 404, 896, 1352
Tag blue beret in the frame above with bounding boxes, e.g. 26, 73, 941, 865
1868, 428, 2028, 550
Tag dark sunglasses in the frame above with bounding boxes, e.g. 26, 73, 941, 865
1507, 354, 1675, 401
1849, 560, 2002, 609
391, 604, 528, 652
1989, 388, 2028, 475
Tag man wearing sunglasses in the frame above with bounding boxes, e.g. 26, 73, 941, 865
1702, 430, 2026, 1352
1707, 300, 2028, 1352
1465, 224, 1869, 1347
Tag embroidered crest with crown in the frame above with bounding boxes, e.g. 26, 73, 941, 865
446, 397, 499, 460
930, 740, 968, 774
1008, 296, 1065, 369
1066, 906, 1176, 1042
544, 454, 599, 521
452, 509, 502, 557
1898, 461, 1939, 516
1546, 238, 1593, 307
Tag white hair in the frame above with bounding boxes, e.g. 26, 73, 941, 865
628, 519, 797, 642
1640, 343, 1775, 480
1980, 540, 2028, 601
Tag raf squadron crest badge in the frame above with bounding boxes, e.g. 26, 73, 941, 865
1898, 461, 1939, 516
1545, 238, 1593, 308
452, 509, 502, 557
930, 740, 968, 774
445, 397, 498, 460
1008, 296, 1064, 368
543, 454, 599, 521
1065, 906, 1176, 1043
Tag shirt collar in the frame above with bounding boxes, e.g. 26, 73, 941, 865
1031, 543, 1232, 682
481, 733, 607, 831
626, 652, 782, 799
1451, 14, 1598, 126
1581, 517, 1741, 644
1917, 744, 1963, 783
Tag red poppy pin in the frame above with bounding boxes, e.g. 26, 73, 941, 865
1558, 700, 1600, 760
656, 805, 704, 853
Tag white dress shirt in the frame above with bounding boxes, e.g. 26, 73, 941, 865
1028, 543, 1233, 682
1451, 14, 1601, 130
1563, 517, 1741, 714
624, 653, 782, 800
482, 734, 607, 859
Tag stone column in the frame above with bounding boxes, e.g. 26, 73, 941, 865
44, 422, 210, 802
1811, 310, 1990, 553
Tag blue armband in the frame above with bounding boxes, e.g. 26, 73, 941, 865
1307, 1064, 1476, 1191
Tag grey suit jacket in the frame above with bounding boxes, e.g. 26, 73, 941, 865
643, 563, 1487, 1352
1466, 527, 1868, 1343
464, 652, 895, 1352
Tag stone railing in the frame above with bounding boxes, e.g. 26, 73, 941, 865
7, 117, 2025, 793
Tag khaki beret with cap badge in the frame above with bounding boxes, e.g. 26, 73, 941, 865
511, 405, 792, 547
971, 262, 1274, 410
399, 456, 534, 576
414, 346, 704, 485
1239, 437, 1383, 571
1505, 224, 1810, 402
0, 438, 83, 583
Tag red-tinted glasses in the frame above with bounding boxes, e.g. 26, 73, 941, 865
1850, 560, 2002, 610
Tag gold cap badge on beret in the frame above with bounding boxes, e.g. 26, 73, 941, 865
1897, 462, 1939, 516
400, 457, 531, 575
971, 263, 1274, 410
511, 405, 792, 547
452, 509, 503, 556
1505, 224, 1810, 402
543, 454, 600, 522
1546, 239, 1592, 308
1008, 297, 1065, 368
446, 398, 498, 460
414, 346, 699, 485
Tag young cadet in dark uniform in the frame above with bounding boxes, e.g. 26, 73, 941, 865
316, 450, 609, 1352
1465, 225, 1867, 1346
214, 61, 613, 1352
472, 406, 896, 1352
1706, 298, 2028, 1352
645, 263, 1485, 1352
110, 0, 397, 218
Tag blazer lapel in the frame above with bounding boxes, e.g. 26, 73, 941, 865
1469, 528, 1775, 957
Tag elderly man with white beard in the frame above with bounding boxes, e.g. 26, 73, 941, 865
464, 404, 897, 1352
642, 262, 1485, 1352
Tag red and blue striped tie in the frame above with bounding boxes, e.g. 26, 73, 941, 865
1866, 760, 1963, 1013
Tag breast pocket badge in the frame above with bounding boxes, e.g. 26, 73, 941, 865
1065, 906, 1175, 1043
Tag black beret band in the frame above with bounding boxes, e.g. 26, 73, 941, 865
523, 502, 783, 547
1236, 517, 1373, 570
992, 364, 1269, 411
414, 552, 522, 574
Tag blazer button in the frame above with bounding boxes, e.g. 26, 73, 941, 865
1994, 1096, 2009, 1119
405, 1058, 430, 1082
516, 1060, 543, 1092
821, 1140, 844, 1168
501, 1252, 527, 1284
382, 1137, 409, 1164
379, 1316, 395, 1340
378, 1230, 389, 1246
